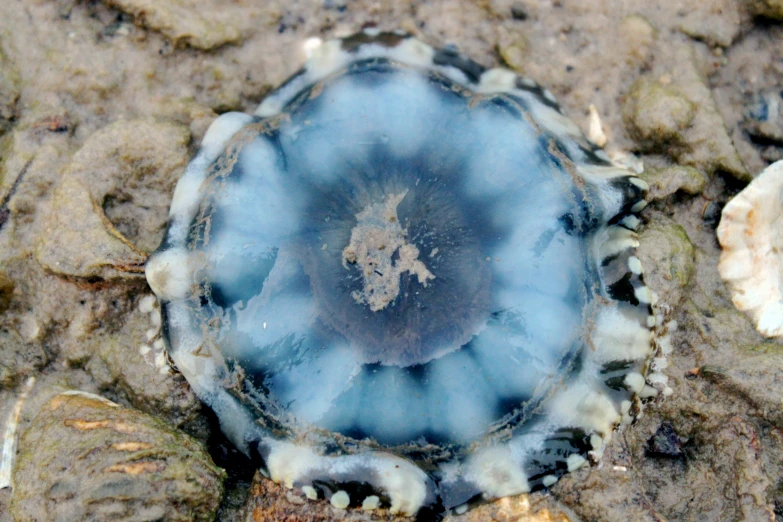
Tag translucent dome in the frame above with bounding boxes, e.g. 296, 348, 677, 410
146, 30, 654, 517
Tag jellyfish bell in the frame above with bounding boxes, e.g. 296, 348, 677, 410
145, 30, 655, 517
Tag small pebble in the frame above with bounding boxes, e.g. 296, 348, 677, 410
646, 422, 684, 458
511, 2, 528, 20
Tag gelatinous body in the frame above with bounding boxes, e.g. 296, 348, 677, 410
146, 30, 654, 517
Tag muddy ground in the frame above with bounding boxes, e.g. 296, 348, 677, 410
0, 0, 782, 521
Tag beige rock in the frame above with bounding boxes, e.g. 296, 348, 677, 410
636, 214, 696, 307
556, 456, 668, 522
446, 494, 577, 522
497, 26, 530, 73
104, 0, 245, 50
35, 177, 148, 280
745, 0, 783, 19
624, 79, 696, 149
630, 413, 777, 522
35, 119, 190, 280
702, 354, 783, 428
242, 473, 392, 522
676, 0, 741, 47
666, 45, 748, 180
624, 45, 748, 181
617, 16, 657, 67
10, 391, 225, 522
639, 165, 708, 201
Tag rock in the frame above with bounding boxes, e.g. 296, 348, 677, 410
66, 119, 190, 252
445, 495, 577, 521
745, 0, 783, 19
617, 16, 657, 68
636, 215, 696, 307
667, 45, 748, 180
87, 319, 208, 437
35, 177, 149, 281
0, 325, 47, 389
241, 473, 389, 522
35, 119, 190, 280
639, 165, 707, 201
681, 297, 762, 357
10, 391, 224, 522
646, 422, 685, 459
623, 79, 696, 150
635, 415, 776, 522
240, 471, 578, 522
743, 91, 783, 145
510, 3, 528, 21
701, 201, 722, 228
497, 27, 530, 73
556, 457, 667, 522
624, 45, 748, 181
103, 0, 244, 50
676, 0, 741, 47
715, 418, 777, 521
0, 266, 48, 389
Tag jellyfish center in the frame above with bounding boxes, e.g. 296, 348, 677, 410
301, 172, 492, 369
342, 190, 435, 312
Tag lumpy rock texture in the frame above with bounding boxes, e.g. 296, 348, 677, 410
10, 392, 224, 522
146, 32, 653, 516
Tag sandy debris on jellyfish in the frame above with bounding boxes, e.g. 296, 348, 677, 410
343, 191, 435, 311
145, 29, 659, 517
718, 160, 783, 337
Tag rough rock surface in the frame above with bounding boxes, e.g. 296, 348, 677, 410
746, 0, 783, 19
639, 166, 708, 202
240, 472, 579, 522
624, 79, 697, 150
35, 118, 190, 281
103, 0, 249, 50
10, 391, 224, 522
636, 214, 696, 308
622, 46, 748, 181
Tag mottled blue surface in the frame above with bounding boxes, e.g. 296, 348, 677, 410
190, 61, 597, 446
